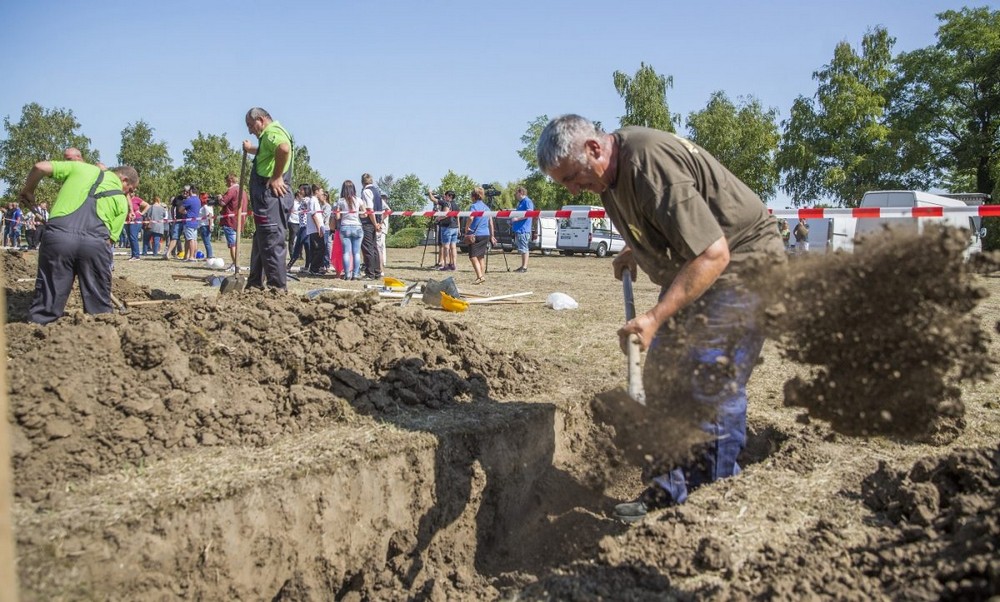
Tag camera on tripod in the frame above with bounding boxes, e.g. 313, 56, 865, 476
482, 184, 501, 198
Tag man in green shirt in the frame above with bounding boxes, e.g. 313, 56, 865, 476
17, 160, 138, 324
537, 114, 784, 523
243, 106, 294, 290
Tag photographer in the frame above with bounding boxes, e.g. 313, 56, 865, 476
428, 189, 458, 271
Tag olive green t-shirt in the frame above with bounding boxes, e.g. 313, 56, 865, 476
49, 161, 129, 240
601, 127, 784, 287
255, 121, 293, 178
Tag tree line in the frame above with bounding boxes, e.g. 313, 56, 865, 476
1, 7, 996, 233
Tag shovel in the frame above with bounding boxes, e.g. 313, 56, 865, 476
220, 150, 249, 295
622, 267, 646, 404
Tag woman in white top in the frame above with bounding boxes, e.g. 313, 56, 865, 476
334, 180, 365, 280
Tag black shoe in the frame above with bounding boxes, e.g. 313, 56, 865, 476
613, 487, 674, 524
514, 267, 527, 273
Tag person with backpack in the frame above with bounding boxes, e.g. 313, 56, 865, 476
793, 219, 810, 254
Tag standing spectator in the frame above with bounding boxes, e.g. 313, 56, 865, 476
464, 186, 495, 285
430, 189, 459, 271
511, 186, 534, 272
536, 114, 785, 522
302, 185, 326, 275
34, 201, 49, 248
427, 189, 447, 268
287, 184, 312, 270
127, 191, 149, 260
181, 186, 201, 262
2, 203, 13, 247
164, 186, 189, 259
285, 188, 303, 265
319, 189, 333, 273
198, 194, 215, 259
218, 172, 247, 270
9, 203, 22, 248
17, 159, 135, 324
361, 173, 386, 277
777, 219, 791, 250
335, 180, 364, 280
145, 196, 167, 256
243, 107, 294, 290
23, 206, 37, 250
793, 219, 810, 254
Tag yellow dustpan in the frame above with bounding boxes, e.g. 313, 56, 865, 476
383, 276, 406, 290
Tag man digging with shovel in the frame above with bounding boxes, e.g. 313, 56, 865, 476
538, 115, 785, 523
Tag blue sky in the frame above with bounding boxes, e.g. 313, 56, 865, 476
0, 0, 986, 205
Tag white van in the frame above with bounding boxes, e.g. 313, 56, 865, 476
854, 190, 985, 258
531, 217, 558, 255
557, 205, 625, 257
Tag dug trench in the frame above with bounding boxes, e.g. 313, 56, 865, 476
4, 236, 1000, 600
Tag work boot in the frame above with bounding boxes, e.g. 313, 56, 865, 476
613, 486, 674, 524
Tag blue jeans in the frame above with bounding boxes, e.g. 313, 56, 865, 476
646, 283, 764, 504
128, 223, 141, 257
199, 225, 214, 258
340, 225, 363, 277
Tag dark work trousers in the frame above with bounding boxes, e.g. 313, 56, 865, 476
28, 229, 114, 324
307, 232, 326, 273
248, 164, 292, 290
644, 283, 764, 504
29, 172, 120, 324
361, 221, 378, 277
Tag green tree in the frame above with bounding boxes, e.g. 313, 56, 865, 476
686, 92, 781, 200
291, 144, 329, 192
0, 103, 100, 202
437, 171, 478, 207
117, 120, 174, 203
776, 28, 905, 206
383, 173, 427, 232
613, 62, 677, 132
891, 7, 1000, 198
174, 132, 241, 197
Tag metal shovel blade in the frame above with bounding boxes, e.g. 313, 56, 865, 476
219, 273, 247, 294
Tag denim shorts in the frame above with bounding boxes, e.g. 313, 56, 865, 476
170, 222, 183, 239
515, 231, 531, 253
441, 227, 459, 245
184, 227, 198, 241
222, 226, 236, 247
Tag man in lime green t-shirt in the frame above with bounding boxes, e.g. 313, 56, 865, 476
243, 106, 294, 290
17, 160, 137, 324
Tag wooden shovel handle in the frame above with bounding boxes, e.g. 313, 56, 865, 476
627, 333, 646, 405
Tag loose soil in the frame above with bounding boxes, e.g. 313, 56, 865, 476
4, 230, 999, 601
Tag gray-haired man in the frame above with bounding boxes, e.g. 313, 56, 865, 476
537, 114, 784, 522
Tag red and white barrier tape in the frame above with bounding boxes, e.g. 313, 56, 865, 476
128, 205, 1000, 225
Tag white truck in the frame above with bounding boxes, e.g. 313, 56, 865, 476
530, 216, 558, 255
854, 190, 986, 258
557, 205, 625, 257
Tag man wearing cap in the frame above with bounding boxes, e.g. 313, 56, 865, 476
17, 159, 137, 323
243, 107, 293, 289
537, 114, 784, 523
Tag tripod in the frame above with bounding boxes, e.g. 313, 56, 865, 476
420, 219, 438, 268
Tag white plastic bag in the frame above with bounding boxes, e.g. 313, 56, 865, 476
546, 292, 578, 310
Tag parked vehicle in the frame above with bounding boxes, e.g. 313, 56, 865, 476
461, 215, 559, 256
854, 190, 986, 259
556, 205, 625, 257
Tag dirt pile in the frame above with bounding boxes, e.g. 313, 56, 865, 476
768, 226, 995, 439
860, 446, 1000, 600
7, 289, 549, 501
3, 250, 179, 322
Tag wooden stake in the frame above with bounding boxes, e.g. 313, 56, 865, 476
0, 271, 21, 601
